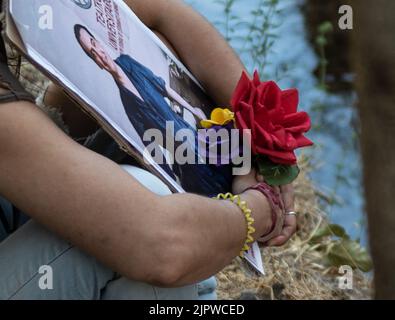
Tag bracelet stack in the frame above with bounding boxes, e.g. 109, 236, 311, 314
215, 182, 285, 257
214, 192, 255, 257
245, 183, 285, 243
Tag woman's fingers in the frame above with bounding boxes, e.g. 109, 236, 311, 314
267, 215, 297, 246
280, 184, 295, 212
267, 184, 296, 247
244, 178, 297, 247
232, 167, 259, 194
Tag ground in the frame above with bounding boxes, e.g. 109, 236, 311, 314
216, 162, 372, 300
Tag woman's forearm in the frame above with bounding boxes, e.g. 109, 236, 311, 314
0, 102, 270, 286
159, 190, 271, 286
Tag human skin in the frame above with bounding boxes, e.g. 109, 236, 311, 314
0, 100, 271, 286
48, 0, 296, 247
0, 0, 295, 288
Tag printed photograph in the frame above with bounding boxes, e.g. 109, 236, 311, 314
8, 0, 232, 196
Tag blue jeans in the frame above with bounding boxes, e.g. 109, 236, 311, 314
0, 165, 217, 300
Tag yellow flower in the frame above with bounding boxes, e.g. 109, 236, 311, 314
200, 108, 235, 129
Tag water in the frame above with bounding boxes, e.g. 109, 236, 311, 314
186, 0, 367, 245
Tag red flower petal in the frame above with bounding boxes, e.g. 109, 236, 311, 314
283, 111, 311, 133
238, 102, 255, 135
261, 81, 282, 111
248, 84, 258, 108
253, 70, 261, 86
271, 129, 298, 151
269, 155, 297, 165
231, 71, 313, 166
231, 71, 251, 110
255, 102, 270, 128
255, 123, 273, 149
294, 134, 314, 148
256, 146, 297, 165
235, 111, 257, 154
268, 105, 285, 124
271, 127, 287, 147
281, 89, 299, 114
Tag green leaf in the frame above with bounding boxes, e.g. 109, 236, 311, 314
318, 21, 334, 34
326, 239, 373, 272
310, 224, 349, 243
255, 156, 300, 186
316, 35, 327, 47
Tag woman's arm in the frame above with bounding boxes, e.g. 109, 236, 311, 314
128, 1, 299, 246
0, 101, 272, 287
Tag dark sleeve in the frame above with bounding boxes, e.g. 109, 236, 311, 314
122, 55, 168, 97
84, 129, 129, 164
147, 72, 167, 97
0, 34, 35, 104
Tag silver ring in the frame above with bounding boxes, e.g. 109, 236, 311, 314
285, 211, 297, 216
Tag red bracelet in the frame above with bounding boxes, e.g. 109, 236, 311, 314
244, 182, 285, 243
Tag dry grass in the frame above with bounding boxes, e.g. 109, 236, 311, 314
217, 159, 372, 300
16, 56, 373, 300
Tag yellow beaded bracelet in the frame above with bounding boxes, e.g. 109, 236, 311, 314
214, 193, 256, 257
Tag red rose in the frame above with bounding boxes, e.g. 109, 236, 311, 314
231, 71, 313, 165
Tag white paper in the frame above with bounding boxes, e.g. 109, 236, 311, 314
244, 242, 265, 275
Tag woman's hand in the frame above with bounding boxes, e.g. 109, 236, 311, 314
257, 174, 297, 246
233, 169, 273, 239
232, 168, 261, 195
235, 171, 297, 247
266, 183, 297, 247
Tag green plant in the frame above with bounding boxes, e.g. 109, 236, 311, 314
215, 0, 282, 78
214, 0, 239, 42
310, 223, 372, 272
315, 21, 334, 90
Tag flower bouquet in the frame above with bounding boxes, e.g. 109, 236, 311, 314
201, 71, 313, 186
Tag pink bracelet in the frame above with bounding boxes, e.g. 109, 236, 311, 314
244, 183, 285, 243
